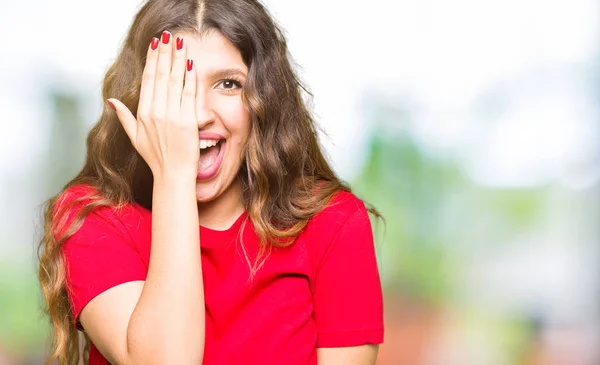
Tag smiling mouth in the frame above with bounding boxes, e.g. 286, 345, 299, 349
199, 139, 223, 168
197, 139, 226, 181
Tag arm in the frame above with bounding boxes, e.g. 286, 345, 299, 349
128, 177, 204, 362
77, 32, 204, 364
80, 178, 203, 364
318, 345, 379, 365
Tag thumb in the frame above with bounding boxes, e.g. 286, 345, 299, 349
107, 98, 137, 144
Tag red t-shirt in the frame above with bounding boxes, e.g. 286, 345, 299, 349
59, 185, 384, 364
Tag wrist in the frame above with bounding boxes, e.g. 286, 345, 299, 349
153, 172, 197, 192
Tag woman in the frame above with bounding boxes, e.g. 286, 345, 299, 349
38, 0, 384, 364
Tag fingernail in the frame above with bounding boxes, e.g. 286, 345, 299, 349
151, 37, 159, 50
187, 59, 193, 71
161, 31, 171, 44
176, 37, 184, 50
107, 100, 116, 110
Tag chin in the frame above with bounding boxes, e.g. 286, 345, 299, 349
195, 183, 221, 203
196, 171, 243, 206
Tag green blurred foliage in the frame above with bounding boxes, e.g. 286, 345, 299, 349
0, 261, 49, 356
353, 127, 547, 304
353, 130, 462, 302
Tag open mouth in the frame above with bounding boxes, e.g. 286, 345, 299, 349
197, 139, 226, 180
199, 139, 223, 168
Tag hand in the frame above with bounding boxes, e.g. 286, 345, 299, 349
108, 31, 199, 180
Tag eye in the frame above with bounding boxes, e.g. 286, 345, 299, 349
216, 78, 243, 92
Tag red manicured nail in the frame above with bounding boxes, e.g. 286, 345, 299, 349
187, 59, 193, 71
107, 100, 116, 110
161, 31, 171, 44
176, 37, 184, 50
151, 37, 159, 50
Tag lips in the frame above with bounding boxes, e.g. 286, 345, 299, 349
198, 132, 225, 140
197, 132, 226, 181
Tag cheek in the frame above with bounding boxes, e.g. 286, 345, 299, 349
219, 98, 251, 144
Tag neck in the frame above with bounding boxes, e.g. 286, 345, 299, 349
197, 178, 245, 230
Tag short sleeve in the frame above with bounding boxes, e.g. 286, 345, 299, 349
313, 202, 384, 347
58, 189, 147, 330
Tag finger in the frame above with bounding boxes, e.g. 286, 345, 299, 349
108, 99, 137, 144
180, 59, 197, 125
138, 36, 159, 119
153, 30, 173, 120
166, 35, 187, 120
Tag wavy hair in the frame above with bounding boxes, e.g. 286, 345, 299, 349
38, 0, 381, 364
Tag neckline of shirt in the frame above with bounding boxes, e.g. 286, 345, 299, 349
132, 202, 247, 248
200, 210, 247, 248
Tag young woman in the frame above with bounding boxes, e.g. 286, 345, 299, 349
38, 0, 384, 364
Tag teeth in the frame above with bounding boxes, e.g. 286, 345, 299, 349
199, 139, 219, 149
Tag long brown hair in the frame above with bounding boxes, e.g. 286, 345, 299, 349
38, 0, 380, 364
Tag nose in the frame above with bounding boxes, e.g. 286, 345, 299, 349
195, 90, 216, 129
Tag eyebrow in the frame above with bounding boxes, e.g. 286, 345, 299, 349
208, 68, 247, 80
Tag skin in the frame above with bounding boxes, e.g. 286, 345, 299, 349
81, 30, 377, 364
180, 30, 250, 230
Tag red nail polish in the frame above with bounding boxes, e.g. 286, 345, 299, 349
187, 59, 193, 71
161, 31, 171, 44
151, 37, 159, 50
107, 100, 116, 110
176, 37, 183, 50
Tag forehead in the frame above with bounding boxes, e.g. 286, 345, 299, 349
175, 30, 247, 73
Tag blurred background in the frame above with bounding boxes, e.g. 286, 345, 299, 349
1, 0, 599, 364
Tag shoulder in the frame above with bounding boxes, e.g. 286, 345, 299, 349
55, 184, 96, 210
302, 191, 381, 312
309, 190, 369, 233
54, 184, 148, 241
302, 191, 372, 258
